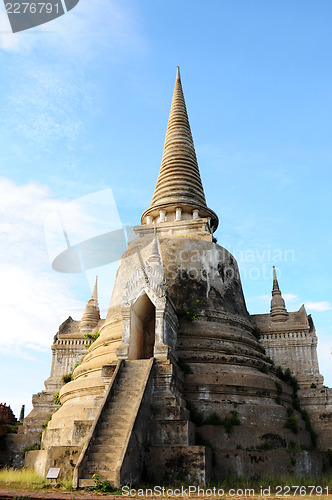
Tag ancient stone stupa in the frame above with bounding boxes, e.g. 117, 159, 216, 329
25, 67, 331, 486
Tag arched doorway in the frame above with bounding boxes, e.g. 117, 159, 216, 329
128, 293, 156, 360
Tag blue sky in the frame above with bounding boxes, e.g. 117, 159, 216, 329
0, 0, 331, 418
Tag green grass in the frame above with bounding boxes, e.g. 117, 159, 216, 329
0, 468, 331, 496
0, 467, 45, 486
0, 468, 73, 492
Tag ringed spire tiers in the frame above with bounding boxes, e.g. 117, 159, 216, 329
270, 266, 289, 322
141, 67, 218, 232
80, 276, 100, 334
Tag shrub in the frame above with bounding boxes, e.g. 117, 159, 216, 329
275, 381, 283, 395
22, 442, 41, 457
284, 408, 298, 434
222, 410, 241, 435
84, 332, 100, 347
62, 372, 73, 384
42, 415, 52, 429
176, 300, 200, 322
186, 401, 205, 426
288, 440, 299, 451
88, 473, 115, 492
54, 392, 61, 406
300, 409, 317, 448
205, 412, 223, 426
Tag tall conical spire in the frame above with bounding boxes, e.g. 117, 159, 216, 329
270, 266, 289, 322
80, 276, 100, 334
90, 275, 99, 309
141, 67, 218, 231
147, 229, 162, 267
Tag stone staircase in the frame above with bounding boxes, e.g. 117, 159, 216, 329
74, 359, 153, 488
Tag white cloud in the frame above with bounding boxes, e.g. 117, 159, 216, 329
0, 178, 85, 357
283, 293, 298, 302
304, 301, 331, 312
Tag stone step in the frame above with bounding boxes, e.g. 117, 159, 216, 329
120, 369, 146, 377
108, 395, 140, 407
100, 418, 129, 430
117, 373, 145, 382
92, 443, 122, 454
80, 470, 116, 483
77, 360, 151, 487
103, 414, 130, 424
101, 414, 129, 424
119, 370, 145, 378
96, 430, 127, 442
108, 402, 131, 410
89, 450, 121, 462
112, 389, 141, 398
102, 410, 132, 421
96, 426, 127, 438
123, 362, 148, 369
117, 372, 144, 380
103, 408, 132, 418
84, 460, 116, 473
93, 429, 127, 446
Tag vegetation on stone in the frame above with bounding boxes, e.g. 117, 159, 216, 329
41, 415, 52, 430
205, 412, 223, 426
86, 473, 116, 492
284, 407, 298, 434
62, 372, 73, 383
176, 299, 200, 322
186, 402, 241, 435
22, 442, 40, 457
300, 408, 317, 448
222, 410, 241, 435
186, 401, 205, 426
83, 331, 100, 347
53, 392, 61, 406
275, 381, 283, 395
